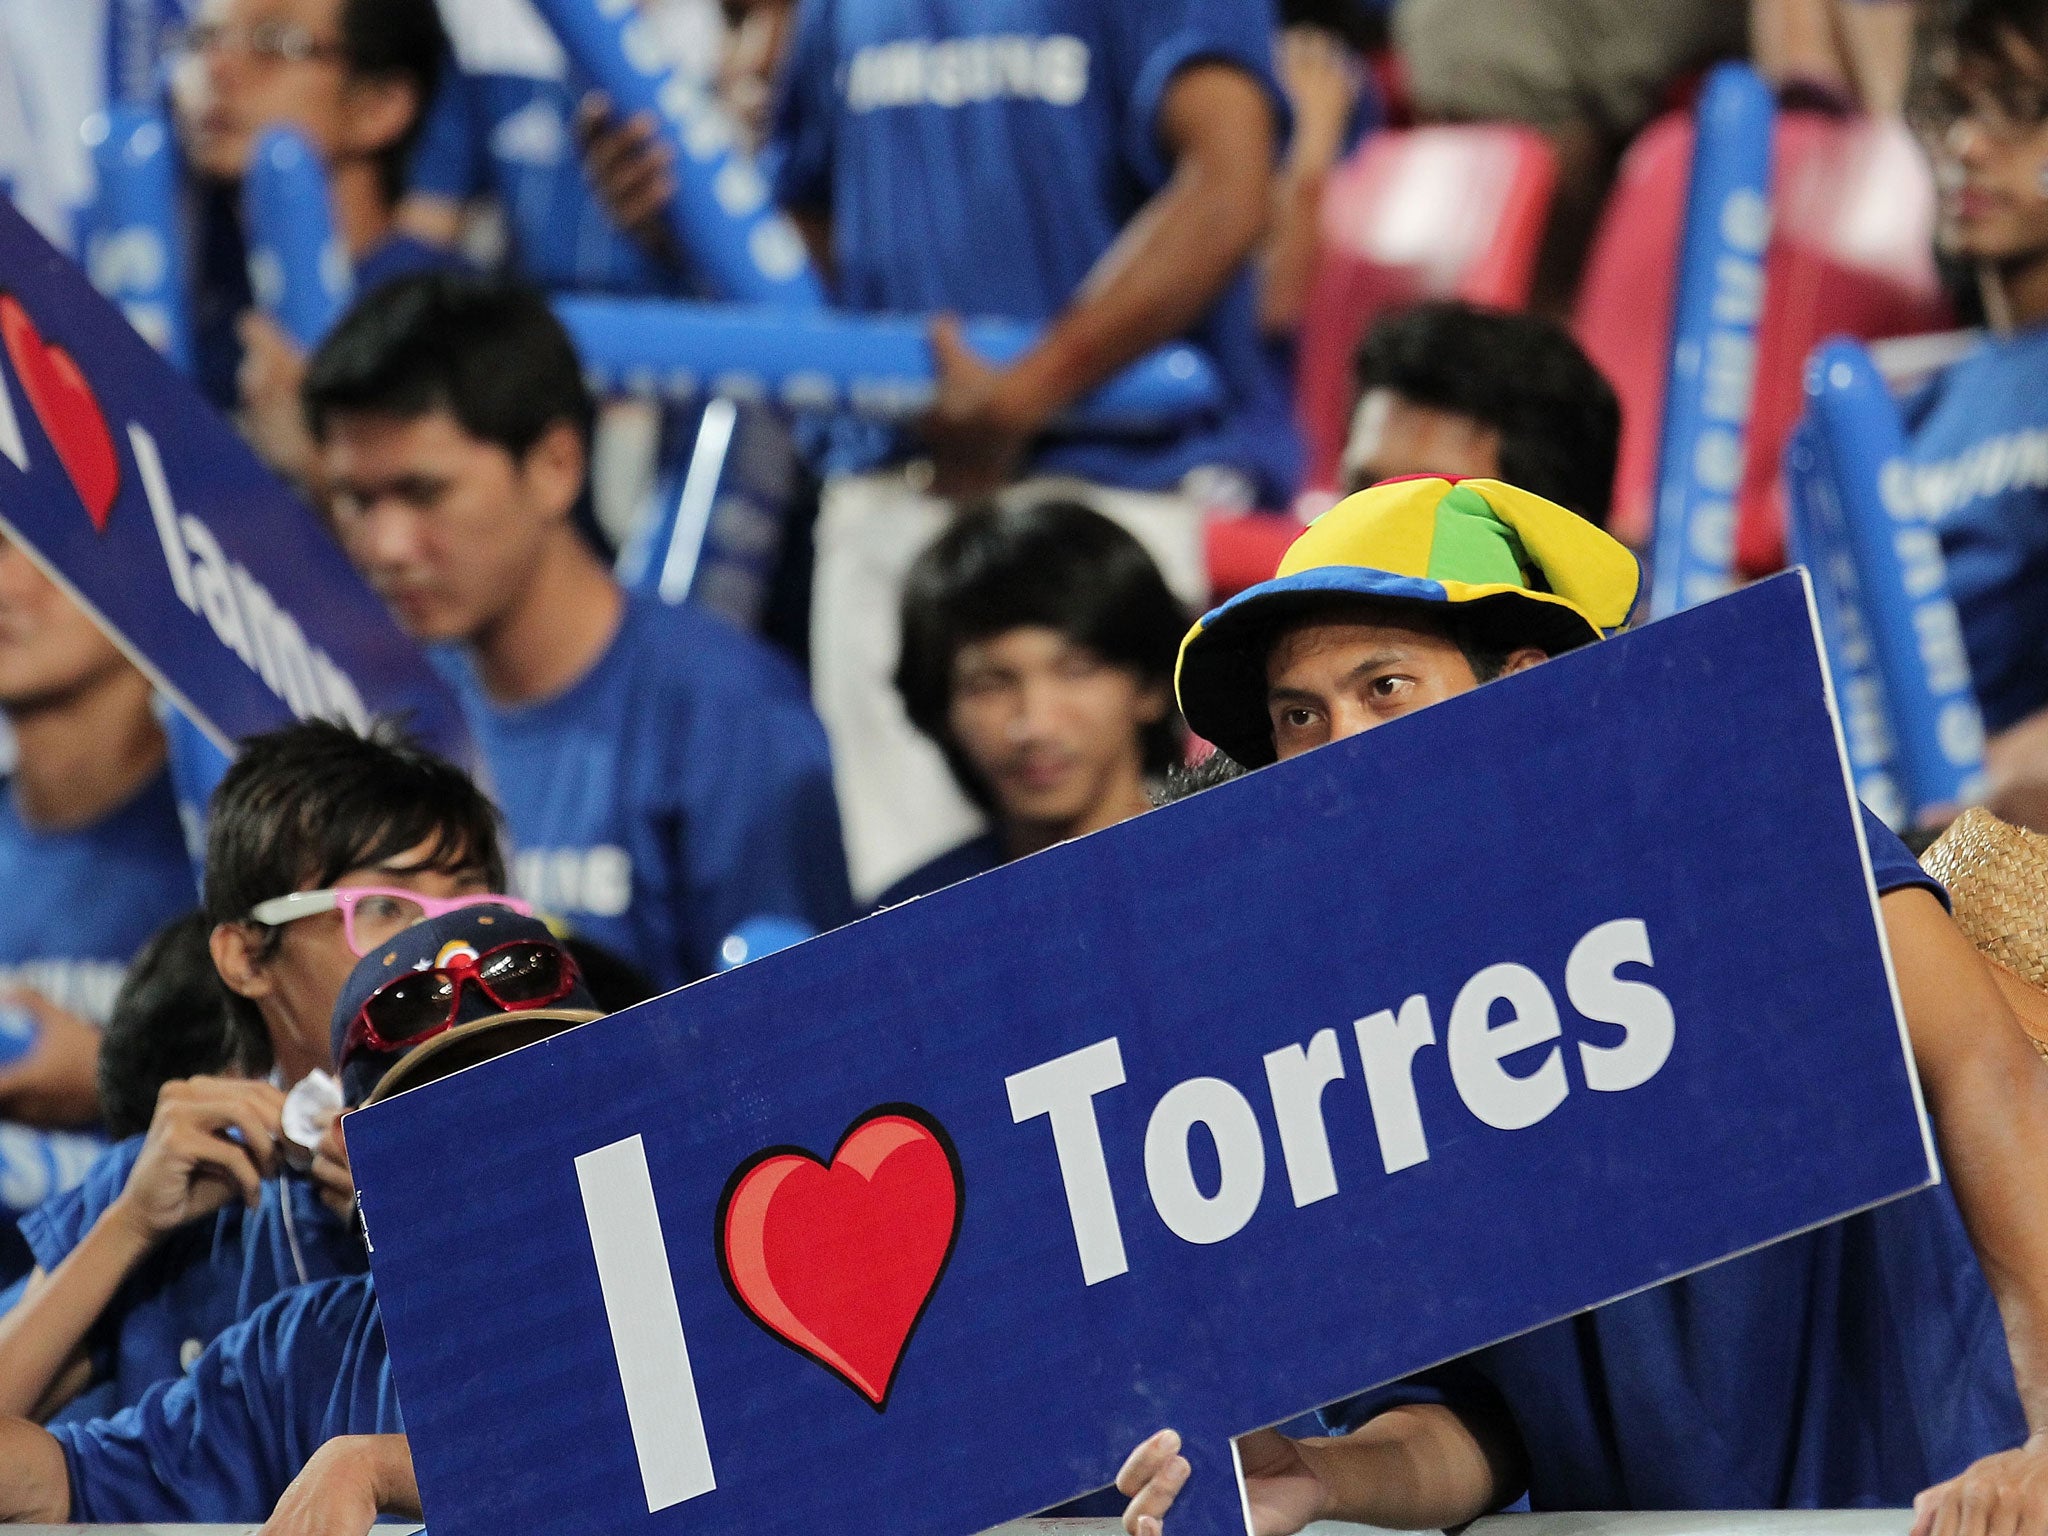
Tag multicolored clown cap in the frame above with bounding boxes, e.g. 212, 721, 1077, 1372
1176, 476, 1641, 767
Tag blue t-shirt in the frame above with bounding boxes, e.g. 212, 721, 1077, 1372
442, 591, 854, 990
17, 1134, 365, 1421
1321, 809, 2028, 1511
769, 0, 1303, 508
872, 830, 1005, 911
0, 769, 193, 1245
410, 68, 670, 294
1902, 326, 2048, 735
50, 1273, 396, 1524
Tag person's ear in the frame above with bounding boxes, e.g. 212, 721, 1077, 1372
210, 923, 277, 1003
518, 421, 589, 527
338, 75, 421, 164
1501, 647, 1550, 676
1136, 678, 1172, 726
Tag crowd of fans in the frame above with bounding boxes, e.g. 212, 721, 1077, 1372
0, 0, 2039, 1529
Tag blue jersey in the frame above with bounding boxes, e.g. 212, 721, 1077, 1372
50, 1273, 396, 1524
0, 769, 192, 1244
872, 830, 1003, 911
441, 592, 854, 990
1322, 810, 2028, 1510
1902, 327, 2048, 735
769, 0, 1302, 508
18, 1135, 365, 1420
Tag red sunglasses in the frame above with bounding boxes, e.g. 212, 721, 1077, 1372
342, 940, 580, 1064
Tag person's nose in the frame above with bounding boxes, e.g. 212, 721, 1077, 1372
354, 501, 428, 573
1323, 697, 1382, 746
1008, 675, 1063, 745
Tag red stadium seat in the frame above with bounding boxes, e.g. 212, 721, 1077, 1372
1573, 111, 1950, 570
1295, 125, 1560, 497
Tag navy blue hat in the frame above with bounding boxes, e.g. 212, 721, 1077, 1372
331, 904, 602, 1107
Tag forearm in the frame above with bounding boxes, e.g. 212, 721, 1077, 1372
0, 1211, 153, 1419
0, 1417, 71, 1521
1002, 64, 1275, 422
360, 1433, 421, 1517
1301, 1404, 1520, 1529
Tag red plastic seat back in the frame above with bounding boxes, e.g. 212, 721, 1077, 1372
1574, 112, 1950, 567
1297, 126, 1559, 495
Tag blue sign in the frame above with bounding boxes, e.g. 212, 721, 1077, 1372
1796, 341, 1986, 826
1649, 63, 1775, 619
0, 200, 467, 760
349, 573, 1934, 1536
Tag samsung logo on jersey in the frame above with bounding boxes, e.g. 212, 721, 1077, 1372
516, 845, 633, 920
845, 35, 1089, 112
1886, 427, 2048, 525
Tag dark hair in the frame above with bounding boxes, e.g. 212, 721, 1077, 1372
1936, 0, 2048, 61
203, 720, 505, 1069
1353, 302, 1622, 526
337, 0, 446, 205
896, 501, 1189, 811
303, 272, 595, 459
97, 912, 244, 1139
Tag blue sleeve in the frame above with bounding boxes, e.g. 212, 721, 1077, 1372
18, 1137, 145, 1273
1860, 802, 1948, 908
49, 1281, 360, 1524
1108, 0, 1289, 190
672, 644, 855, 972
768, 0, 837, 214
406, 61, 485, 201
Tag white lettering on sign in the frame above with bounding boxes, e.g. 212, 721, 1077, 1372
1012, 917, 1676, 1283
128, 423, 371, 731
0, 348, 27, 474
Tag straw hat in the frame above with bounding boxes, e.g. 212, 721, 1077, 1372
1920, 808, 2048, 1055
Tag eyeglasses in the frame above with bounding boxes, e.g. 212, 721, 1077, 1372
247, 888, 535, 958
167, 20, 349, 67
341, 940, 581, 1064
1910, 76, 2048, 145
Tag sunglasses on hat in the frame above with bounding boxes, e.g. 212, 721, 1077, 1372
341, 939, 580, 1065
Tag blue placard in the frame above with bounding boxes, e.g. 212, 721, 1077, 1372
0, 200, 466, 760
350, 573, 1933, 1536
1649, 63, 1775, 619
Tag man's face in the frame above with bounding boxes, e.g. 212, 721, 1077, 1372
0, 540, 135, 711
172, 0, 357, 181
1921, 28, 2048, 264
321, 410, 575, 645
947, 626, 1166, 832
246, 837, 496, 1072
1341, 389, 1501, 494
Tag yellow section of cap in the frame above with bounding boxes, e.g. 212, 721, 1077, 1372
1279, 476, 1449, 581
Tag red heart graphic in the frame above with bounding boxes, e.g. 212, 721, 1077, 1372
718, 1105, 963, 1409
0, 295, 120, 532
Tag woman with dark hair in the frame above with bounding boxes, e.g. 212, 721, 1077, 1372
881, 500, 1190, 909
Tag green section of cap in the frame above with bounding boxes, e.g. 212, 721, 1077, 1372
1425, 484, 1530, 589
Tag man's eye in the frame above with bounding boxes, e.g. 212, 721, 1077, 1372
1281, 707, 1317, 728
1369, 675, 1410, 699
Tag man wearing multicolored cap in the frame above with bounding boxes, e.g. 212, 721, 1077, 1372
0, 905, 604, 1530
1121, 477, 2048, 1536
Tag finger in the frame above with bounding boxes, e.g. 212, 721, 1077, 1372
574, 90, 614, 140
1117, 1429, 1182, 1498
1123, 1456, 1191, 1536
184, 1133, 266, 1209
928, 313, 970, 374
1914, 1487, 1944, 1536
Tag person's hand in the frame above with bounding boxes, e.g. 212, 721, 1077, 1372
236, 312, 315, 484
0, 991, 104, 1128
310, 1113, 356, 1224
259, 1435, 415, 1536
917, 316, 1057, 500
1277, 26, 1360, 178
1117, 1427, 1327, 1536
108, 1077, 286, 1243
1912, 1432, 2048, 1536
574, 93, 683, 265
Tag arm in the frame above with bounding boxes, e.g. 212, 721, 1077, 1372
0, 1078, 284, 1419
0, 992, 105, 1128
1881, 888, 2048, 1532
1985, 704, 2048, 835
0, 1417, 70, 1522
258, 1434, 418, 1536
921, 61, 1279, 496
1258, 27, 1361, 337
1119, 1405, 1522, 1536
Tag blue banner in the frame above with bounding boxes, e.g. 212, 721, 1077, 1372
1784, 417, 1907, 828
528, 0, 822, 307
244, 126, 353, 351
1797, 342, 1986, 824
1649, 63, 1775, 619
83, 106, 190, 371
556, 296, 1224, 431
0, 200, 466, 760
350, 573, 1932, 1536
